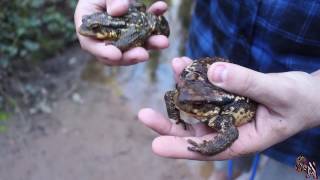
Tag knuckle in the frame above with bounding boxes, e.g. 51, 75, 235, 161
276, 76, 298, 105
239, 71, 256, 95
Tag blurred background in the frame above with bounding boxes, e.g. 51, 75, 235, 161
0, 0, 259, 179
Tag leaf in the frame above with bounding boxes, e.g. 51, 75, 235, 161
30, 0, 45, 8
0, 0, 78, 64
6, 46, 18, 57
0, 111, 9, 121
23, 40, 40, 51
0, 57, 9, 68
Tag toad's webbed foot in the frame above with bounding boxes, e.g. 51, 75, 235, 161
187, 116, 239, 155
175, 120, 189, 130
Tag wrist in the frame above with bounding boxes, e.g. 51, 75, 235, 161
308, 71, 320, 128
311, 69, 320, 77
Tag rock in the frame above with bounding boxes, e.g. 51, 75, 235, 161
72, 93, 84, 104
68, 57, 77, 66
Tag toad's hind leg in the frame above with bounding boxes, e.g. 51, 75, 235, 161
164, 90, 188, 130
109, 27, 147, 51
187, 115, 238, 155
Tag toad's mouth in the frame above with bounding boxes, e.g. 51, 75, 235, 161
79, 25, 96, 37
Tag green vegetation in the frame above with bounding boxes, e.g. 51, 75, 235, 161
0, 0, 78, 119
0, 0, 77, 68
0, 111, 9, 133
0, 0, 171, 68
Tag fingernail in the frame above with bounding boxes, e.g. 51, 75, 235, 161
138, 108, 155, 123
181, 56, 192, 63
210, 64, 227, 83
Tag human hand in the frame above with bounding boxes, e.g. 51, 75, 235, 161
74, 0, 169, 66
138, 57, 320, 160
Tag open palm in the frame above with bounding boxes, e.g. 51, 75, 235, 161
138, 57, 320, 160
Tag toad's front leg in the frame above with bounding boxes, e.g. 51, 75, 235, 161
164, 90, 188, 130
187, 115, 238, 155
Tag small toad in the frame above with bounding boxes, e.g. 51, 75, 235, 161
79, 3, 170, 51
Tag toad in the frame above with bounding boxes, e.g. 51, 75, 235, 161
164, 57, 257, 155
79, 3, 170, 51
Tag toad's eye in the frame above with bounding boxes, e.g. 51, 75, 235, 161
185, 72, 199, 80
90, 23, 100, 30
193, 102, 202, 106
179, 101, 186, 105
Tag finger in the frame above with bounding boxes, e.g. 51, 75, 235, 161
106, 0, 130, 16
121, 47, 150, 64
146, 35, 169, 50
138, 108, 193, 137
148, 1, 168, 15
97, 47, 149, 66
74, 1, 105, 31
207, 62, 290, 106
152, 136, 208, 160
78, 36, 122, 61
172, 57, 192, 81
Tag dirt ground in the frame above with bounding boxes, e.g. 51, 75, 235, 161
0, 47, 213, 180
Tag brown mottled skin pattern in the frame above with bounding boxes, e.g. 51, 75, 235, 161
164, 57, 257, 156
79, 3, 170, 51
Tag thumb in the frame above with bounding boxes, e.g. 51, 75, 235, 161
207, 62, 284, 106
106, 0, 130, 16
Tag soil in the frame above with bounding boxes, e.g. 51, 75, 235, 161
0, 1, 224, 179
0, 46, 202, 180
